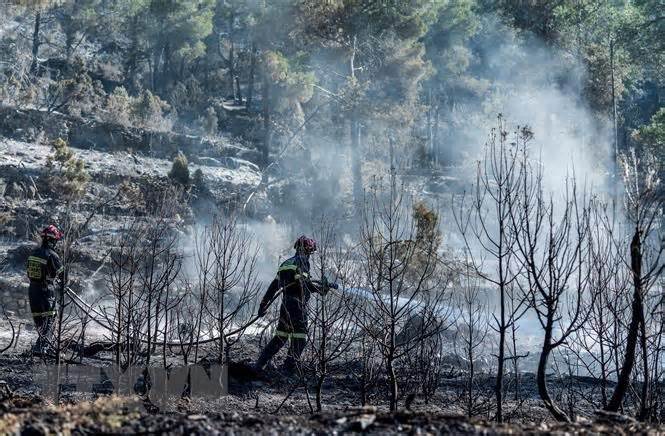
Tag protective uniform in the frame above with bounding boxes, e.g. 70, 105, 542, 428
26, 226, 64, 352
255, 236, 323, 372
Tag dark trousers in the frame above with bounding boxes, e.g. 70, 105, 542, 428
256, 334, 306, 372
28, 284, 55, 349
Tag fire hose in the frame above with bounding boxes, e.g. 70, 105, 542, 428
64, 287, 267, 347
64, 278, 338, 348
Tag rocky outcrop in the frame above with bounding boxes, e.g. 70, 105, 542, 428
0, 106, 262, 165
0, 139, 261, 210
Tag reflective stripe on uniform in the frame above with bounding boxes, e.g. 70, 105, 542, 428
278, 264, 298, 273
28, 256, 48, 265
27, 256, 46, 280
275, 330, 307, 339
294, 272, 309, 279
32, 310, 56, 317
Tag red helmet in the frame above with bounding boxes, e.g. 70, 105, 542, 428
41, 225, 63, 241
294, 235, 317, 254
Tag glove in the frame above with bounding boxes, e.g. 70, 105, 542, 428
320, 275, 339, 294
324, 276, 338, 290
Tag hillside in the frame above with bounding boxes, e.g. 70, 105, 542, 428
0, 0, 664, 434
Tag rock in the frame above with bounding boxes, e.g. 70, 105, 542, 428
196, 157, 222, 167
0, 107, 69, 143
0, 107, 262, 168
5, 182, 25, 199
218, 157, 259, 172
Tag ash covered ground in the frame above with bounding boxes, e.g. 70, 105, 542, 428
0, 333, 653, 435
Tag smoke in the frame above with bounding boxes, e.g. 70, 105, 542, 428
440, 13, 612, 196
180, 10, 617, 364
264, 12, 616, 233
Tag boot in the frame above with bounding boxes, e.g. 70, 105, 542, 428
254, 335, 287, 371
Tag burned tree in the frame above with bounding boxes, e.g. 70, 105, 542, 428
138, 202, 182, 365
105, 218, 146, 368
454, 258, 490, 417
454, 117, 528, 422
350, 294, 382, 407
513, 157, 592, 422
567, 201, 629, 409
355, 174, 452, 411
307, 218, 356, 411
204, 213, 261, 364
605, 150, 665, 415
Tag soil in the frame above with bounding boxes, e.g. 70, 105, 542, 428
0, 342, 657, 435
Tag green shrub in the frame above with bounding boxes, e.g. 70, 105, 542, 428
634, 108, 665, 156
168, 152, 190, 186
103, 86, 132, 126
50, 137, 74, 167
413, 201, 441, 252
132, 89, 172, 131
168, 76, 205, 115
46, 138, 90, 199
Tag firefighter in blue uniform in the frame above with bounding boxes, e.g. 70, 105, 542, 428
255, 235, 332, 373
26, 225, 64, 353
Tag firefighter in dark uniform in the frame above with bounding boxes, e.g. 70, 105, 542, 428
26, 225, 64, 353
255, 235, 331, 373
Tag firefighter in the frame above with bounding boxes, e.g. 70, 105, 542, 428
26, 225, 64, 353
254, 235, 327, 373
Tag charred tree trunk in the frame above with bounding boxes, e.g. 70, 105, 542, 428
247, 41, 257, 110
228, 13, 235, 101
594, 288, 609, 408
316, 300, 327, 412
387, 354, 398, 412
262, 76, 272, 166
125, 16, 140, 92
639, 310, 649, 420
349, 35, 362, 207
64, 27, 75, 61
235, 76, 242, 103
426, 86, 433, 165
467, 335, 475, 416
351, 115, 362, 207
433, 104, 440, 166
360, 375, 368, 406
151, 48, 160, 92
30, 12, 41, 76
161, 42, 172, 91
315, 377, 323, 411
606, 229, 643, 412
496, 282, 506, 422
538, 318, 571, 422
